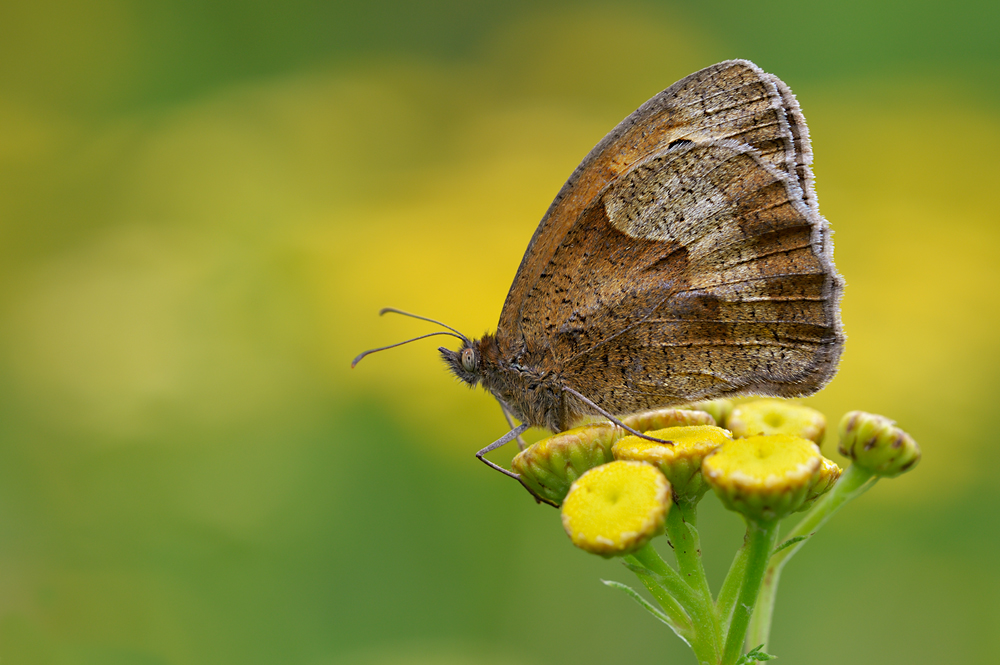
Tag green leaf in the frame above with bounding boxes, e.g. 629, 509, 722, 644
737, 644, 777, 663
601, 580, 677, 629
772, 535, 808, 556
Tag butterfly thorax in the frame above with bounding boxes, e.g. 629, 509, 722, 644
440, 333, 568, 432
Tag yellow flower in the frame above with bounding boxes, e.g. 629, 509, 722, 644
727, 400, 827, 445
512, 423, 619, 506
798, 456, 843, 512
561, 461, 671, 557
613, 425, 731, 503
838, 411, 920, 478
702, 434, 822, 522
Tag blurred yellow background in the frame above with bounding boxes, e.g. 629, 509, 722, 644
1, 1, 998, 664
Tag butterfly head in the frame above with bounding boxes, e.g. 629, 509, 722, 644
439, 341, 482, 387
441, 332, 503, 389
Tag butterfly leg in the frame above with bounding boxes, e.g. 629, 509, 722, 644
476, 423, 530, 479
562, 386, 674, 445
498, 401, 528, 451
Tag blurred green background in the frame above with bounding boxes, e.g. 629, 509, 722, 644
1, 1, 999, 663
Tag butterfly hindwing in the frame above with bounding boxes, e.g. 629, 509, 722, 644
493, 61, 842, 428
557, 141, 841, 418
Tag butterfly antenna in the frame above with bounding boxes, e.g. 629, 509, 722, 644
379, 307, 469, 343
351, 331, 466, 368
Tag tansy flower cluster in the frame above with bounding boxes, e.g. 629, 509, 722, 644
506, 399, 919, 665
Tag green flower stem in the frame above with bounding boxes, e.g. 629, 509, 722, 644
669, 501, 723, 654
628, 545, 700, 620
746, 464, 876, 651
716, 538, 749, 626
744, 561, 778, 658
721, 519, 779, 665
668, 502, 706, 587
773, 464, 876, 569
627, 544, 718, 664
625, 546, 691, 634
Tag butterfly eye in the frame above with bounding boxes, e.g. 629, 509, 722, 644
461, 348, 477, 372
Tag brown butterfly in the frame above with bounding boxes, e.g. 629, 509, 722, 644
354, 60, 844, 477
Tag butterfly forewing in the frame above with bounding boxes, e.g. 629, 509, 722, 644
499, 60, 809, 344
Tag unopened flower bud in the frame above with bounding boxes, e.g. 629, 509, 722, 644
561, 461, 671, 557
613, 425, 731, 503
702, 434, 822, 522
512, 423, 619, 506
621, 407, 716, 432
728, 400, 826, 445
686, 399, 734, 429
838, 411, 920, 478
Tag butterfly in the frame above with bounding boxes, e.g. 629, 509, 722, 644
355, 60, 844, 477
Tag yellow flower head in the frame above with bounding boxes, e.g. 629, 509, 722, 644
613, 425, 731, 503
512, 423, 620, 506
702, 434, 822, 522
838, 411, 920, 478
727, 399, 827, 445
798, 456, 843, 512
561, 461, 671, 557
